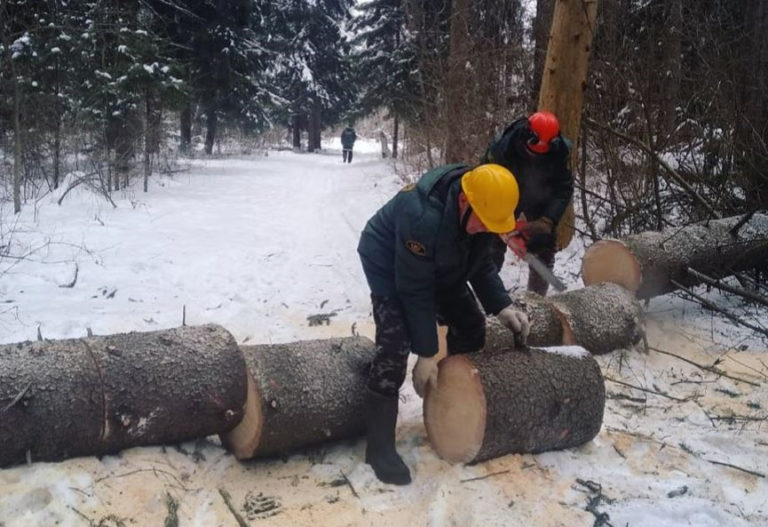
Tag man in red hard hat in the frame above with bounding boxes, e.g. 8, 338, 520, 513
482, 111, 573, 295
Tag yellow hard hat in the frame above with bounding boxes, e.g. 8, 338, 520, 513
460, 164, 519, 233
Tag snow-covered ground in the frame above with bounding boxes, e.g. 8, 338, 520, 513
0, 138, 766, 526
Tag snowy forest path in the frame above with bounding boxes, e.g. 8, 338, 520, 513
0, 143, 399, 345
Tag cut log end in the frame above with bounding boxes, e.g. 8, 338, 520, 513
582, 239, 642, 292
221, 374, 263, 460
424, 355, 486, 463
552, 304, 577, 346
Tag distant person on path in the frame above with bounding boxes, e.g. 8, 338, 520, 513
341, 125, 357, 163
482, 111, 573, 296
357, 163, 530, 485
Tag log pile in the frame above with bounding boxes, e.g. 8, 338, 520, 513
2, 283, 637, 467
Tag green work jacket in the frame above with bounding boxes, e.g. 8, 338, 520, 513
358, 164, 512, 356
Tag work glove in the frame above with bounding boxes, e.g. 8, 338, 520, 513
521, 217, 556, 255
412, 356, 439, 398
496, 306, 530, 346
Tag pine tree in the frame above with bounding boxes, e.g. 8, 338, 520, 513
351, 0, 418, 156
156, 0, 276, 155
271, 0, 354, 151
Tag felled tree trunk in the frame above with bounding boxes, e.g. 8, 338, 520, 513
222, 336, 376, 459
0, 325, 246, 467
582, 213, 768, 299
424, 346, 604, 463
485, 283, 644, 354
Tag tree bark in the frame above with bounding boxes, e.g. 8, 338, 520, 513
736, 1, 768, 208
582, 213, 768, 299
424, 347, 604, 463
485, 283, 645, 355
180, 105, 192, 154
309, 99, 322, 152
393, 114, 399, 159
660, 0, 682, 135
532, 0, 555, 105
205, 107, 217, 155
444, 0, 471, 164
143, 90, 152, 192
222, 337, 377, 459
0, 325, 246, 467
52, 54, 62, 190
292, 115, 302, 150
538, 0, 598, 250
13, 70, 22, 214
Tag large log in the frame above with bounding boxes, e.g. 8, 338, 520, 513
222, 336, 376, 459
485, 283, 644, 354
424, 346, 605, 463
0, 325, 247, 467
582, 213, 768, 299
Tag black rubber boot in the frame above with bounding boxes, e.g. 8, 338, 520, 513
365, 389, 412, 485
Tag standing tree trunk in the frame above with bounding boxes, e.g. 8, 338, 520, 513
309, 99, 322, 152
180, 105, 192, 154
660, 0, 682, 135
424, 346, 604, 463
12, 68, 22, 214
52, 55, 63, 190
204, 107, 217, 155
222, 337, 377, 459
393, 114, 399, 159
143, 90, 152, 192
444, 0, 471, 163
292, 114, 302, 150
532, 0, 555, 105
736, 1, 768, 208
0, 325, 247, 468
538, 0, 599, 250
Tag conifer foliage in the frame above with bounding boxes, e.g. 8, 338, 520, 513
0, 0, 354, 209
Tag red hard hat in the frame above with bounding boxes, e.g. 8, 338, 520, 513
527, 111, 560, 154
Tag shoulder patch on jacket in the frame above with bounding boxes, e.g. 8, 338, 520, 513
405, 240, 427, 256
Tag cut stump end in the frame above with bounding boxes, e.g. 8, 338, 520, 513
221, 374, 263, 459
582, 239, 642, 292
424, 355, 486, 463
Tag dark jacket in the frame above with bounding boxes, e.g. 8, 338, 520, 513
482, 118, 573, 224
341, 127, 357, 149
358, 164, 512, 357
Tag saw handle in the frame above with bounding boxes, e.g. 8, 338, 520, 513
499, 219, 530, 260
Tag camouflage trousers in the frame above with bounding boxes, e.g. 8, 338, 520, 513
368, 286, 486, 396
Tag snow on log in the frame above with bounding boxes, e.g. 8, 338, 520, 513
582, 213, 768, 299
0, 325, 247, 467
485, 283, 644, 354
222, 336, 376, 459
424, 346, 604, 463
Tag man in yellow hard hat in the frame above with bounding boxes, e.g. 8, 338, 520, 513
357, 163, 530, 485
